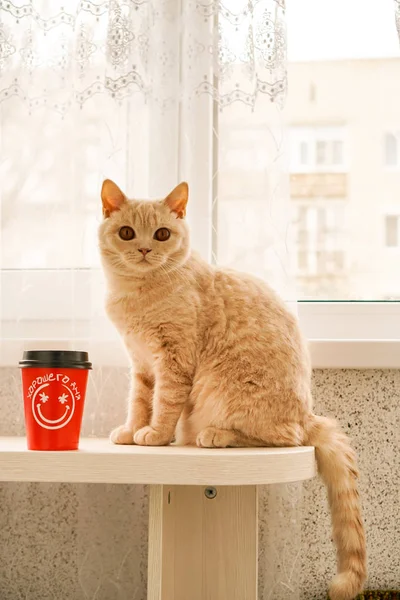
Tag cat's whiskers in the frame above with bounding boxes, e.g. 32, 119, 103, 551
164, 258, 193, 287
158, 264, 175, 288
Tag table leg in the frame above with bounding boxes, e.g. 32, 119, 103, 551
148, 484, 258, 600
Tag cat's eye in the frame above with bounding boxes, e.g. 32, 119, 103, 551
154, 228, 171, 242
119, 226, 135, 241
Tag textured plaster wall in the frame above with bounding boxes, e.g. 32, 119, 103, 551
0, 367, 398, 599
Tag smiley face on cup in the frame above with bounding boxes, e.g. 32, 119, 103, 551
32, 383, 75, 430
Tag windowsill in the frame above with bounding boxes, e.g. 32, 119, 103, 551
1, 338, 400, 370
309, 339, 400, 368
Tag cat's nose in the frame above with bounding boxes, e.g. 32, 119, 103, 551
138, 248, 152, 256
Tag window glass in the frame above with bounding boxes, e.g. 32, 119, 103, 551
316, 141, 327, 166
332, 140, 344, 165
385, 215, 399, 247
300, 142, 309, 165
286, 0, 400, 299
385, 133, 398, 166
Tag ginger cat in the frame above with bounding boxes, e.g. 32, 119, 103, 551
99, 179, 366, 600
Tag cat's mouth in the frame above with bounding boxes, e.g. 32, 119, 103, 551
133, 256, 157, 270
138, 256, 151, 265
122, 252, 164, 272
124, 253, 152, 267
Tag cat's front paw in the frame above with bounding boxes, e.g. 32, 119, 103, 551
133, 426, 171, 446
110, 425, 135, 445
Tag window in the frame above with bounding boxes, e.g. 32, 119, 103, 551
290, 127, 346, 173
316, 141, 327, 166
385, 215, 400, 247
300, 142, 309, 165
384, 133, 400, 167
332, 140, 344, 165
293, 201, 346, 297
1, 0, 400, 372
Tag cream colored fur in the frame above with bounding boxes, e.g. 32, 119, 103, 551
99, 180, 367, 600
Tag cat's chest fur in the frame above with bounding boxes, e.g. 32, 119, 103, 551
105, 287, 188, 365
106, 290, 158, 336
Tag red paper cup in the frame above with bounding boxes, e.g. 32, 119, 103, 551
20, 350, 92, 451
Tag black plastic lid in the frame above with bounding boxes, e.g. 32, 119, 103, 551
19, 350, 92, 370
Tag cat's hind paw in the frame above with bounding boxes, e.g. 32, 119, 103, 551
133, 426, 171, 446
197, 427, 236, 448
110, 425, 135, 445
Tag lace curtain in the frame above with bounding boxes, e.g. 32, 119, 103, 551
0, 0, 291, 352
396, 0, 400, 40
0, 5, 298, 598
0, 1, 286, 110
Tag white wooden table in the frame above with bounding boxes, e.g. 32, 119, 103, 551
0, 437, 315, 600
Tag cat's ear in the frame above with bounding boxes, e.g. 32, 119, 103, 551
101, 179, 127, 218
164, 182, 188, 219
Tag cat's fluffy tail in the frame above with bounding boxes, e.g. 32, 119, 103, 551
306, 415, 367, 600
